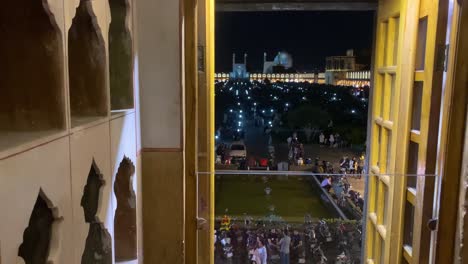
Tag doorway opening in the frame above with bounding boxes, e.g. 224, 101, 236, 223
211, 10, 375, 263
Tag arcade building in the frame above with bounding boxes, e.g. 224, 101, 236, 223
216, 50, 371, 87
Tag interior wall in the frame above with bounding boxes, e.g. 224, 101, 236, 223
134, 0, 185, 262
0, 138, 73, 264
136, 0, 182, 149
0, 0, 141, 263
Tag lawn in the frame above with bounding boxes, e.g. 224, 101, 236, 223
215, 174, 336, 222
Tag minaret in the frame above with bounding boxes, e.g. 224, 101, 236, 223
244, 53, 247, 65
232, 53, 236, 68
264, 52, 267, 63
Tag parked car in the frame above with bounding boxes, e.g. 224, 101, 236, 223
229, 141, 247, 163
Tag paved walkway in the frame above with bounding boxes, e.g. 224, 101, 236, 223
274, 142, 366, 194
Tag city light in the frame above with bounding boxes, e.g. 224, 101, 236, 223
237, 102, 241, 106
229, 109, 233, 112
262, 110, 265, 113
240, 110, 243, 113
285, 103, 289, 107
351, 109, 356, 113
268, 121, 272, 125
254, 102, 257, 106
270, 109, 274, 112
239, 115, 243, 118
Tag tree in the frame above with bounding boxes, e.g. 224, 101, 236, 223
286, 104, 331, 129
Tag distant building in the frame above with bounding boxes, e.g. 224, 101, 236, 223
325, 49, 368, 85
230, 53, 249, 80
263, 51, 294, 73
216, 49, 370, 87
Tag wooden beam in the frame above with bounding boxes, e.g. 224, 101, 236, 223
197, 0, 215, 263
411, 0, 449, 262
435, 0, 468, 262
388, 0, 421, 263
184, 0, 199, 262
216, 2, 377, 11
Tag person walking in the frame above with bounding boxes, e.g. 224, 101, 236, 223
304, 124, 312, 143
278, 230, 291, 264
287, 136, 292, 148
329, 134, 335, 148
254, 238, 268, 264
319, 132, 325, 147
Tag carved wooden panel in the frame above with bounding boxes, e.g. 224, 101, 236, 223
18, 191, 54, 264
0, 0, 64, 131
109, 0, 134, 110
81, 161, 112, 264
114, 156, 137, 261
69, 0, 107, 120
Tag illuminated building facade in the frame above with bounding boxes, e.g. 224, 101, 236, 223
230, 53, 249, 79
216, 50, 371, 87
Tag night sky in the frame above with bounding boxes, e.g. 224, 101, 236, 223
216, 11, 375, 72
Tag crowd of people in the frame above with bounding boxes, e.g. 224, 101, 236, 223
314, 155, 365, 215
215, 216, 362, 264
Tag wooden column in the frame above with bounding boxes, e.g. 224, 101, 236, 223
436, 0, 468, 261
197, 0, 215, 263
184, 0, 198, 262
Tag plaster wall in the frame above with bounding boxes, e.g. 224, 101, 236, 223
0, 116, 139, 264
0, 137, 73, 264
136, 0, 182, 149
70, 123, 113, 263
0, 0, 142, 263
0, 0, 185, 262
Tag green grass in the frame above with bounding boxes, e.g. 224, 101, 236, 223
215, 175, 335, 222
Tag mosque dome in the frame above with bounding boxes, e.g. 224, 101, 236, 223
273, 52, 293, 68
